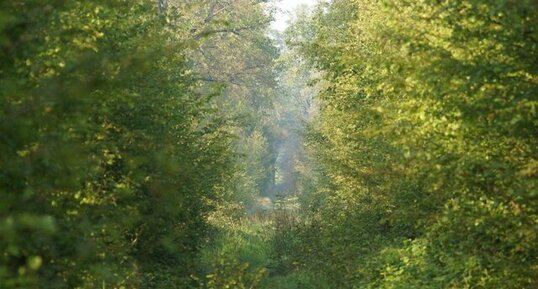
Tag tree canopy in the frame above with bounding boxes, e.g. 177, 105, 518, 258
1, 0, 536, 288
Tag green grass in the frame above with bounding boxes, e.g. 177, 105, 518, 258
198, 206, 333, 289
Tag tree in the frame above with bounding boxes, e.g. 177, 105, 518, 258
284, 0, 538, 287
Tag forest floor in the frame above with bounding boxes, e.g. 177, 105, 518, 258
198, 197, 321, 289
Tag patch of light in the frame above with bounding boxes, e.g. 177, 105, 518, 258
270, 0, 318, 31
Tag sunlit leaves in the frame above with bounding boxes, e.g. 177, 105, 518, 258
286, 0, 537, 288
0, 0, 238, 288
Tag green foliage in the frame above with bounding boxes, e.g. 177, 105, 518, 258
3, 0, 535, 288
198, 217, 271, 289
0, 1, 238, 288
284, 0, 538, 288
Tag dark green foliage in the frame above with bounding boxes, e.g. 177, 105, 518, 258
3, 0, 536, 288
1, 1, 235, 288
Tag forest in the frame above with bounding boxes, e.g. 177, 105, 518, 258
0, 0, 536, 288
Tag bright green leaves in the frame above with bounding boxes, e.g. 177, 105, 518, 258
282, 0, 538, 288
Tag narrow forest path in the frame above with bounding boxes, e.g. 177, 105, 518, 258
198, 196, 319, 289
1, 1, 535, 288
